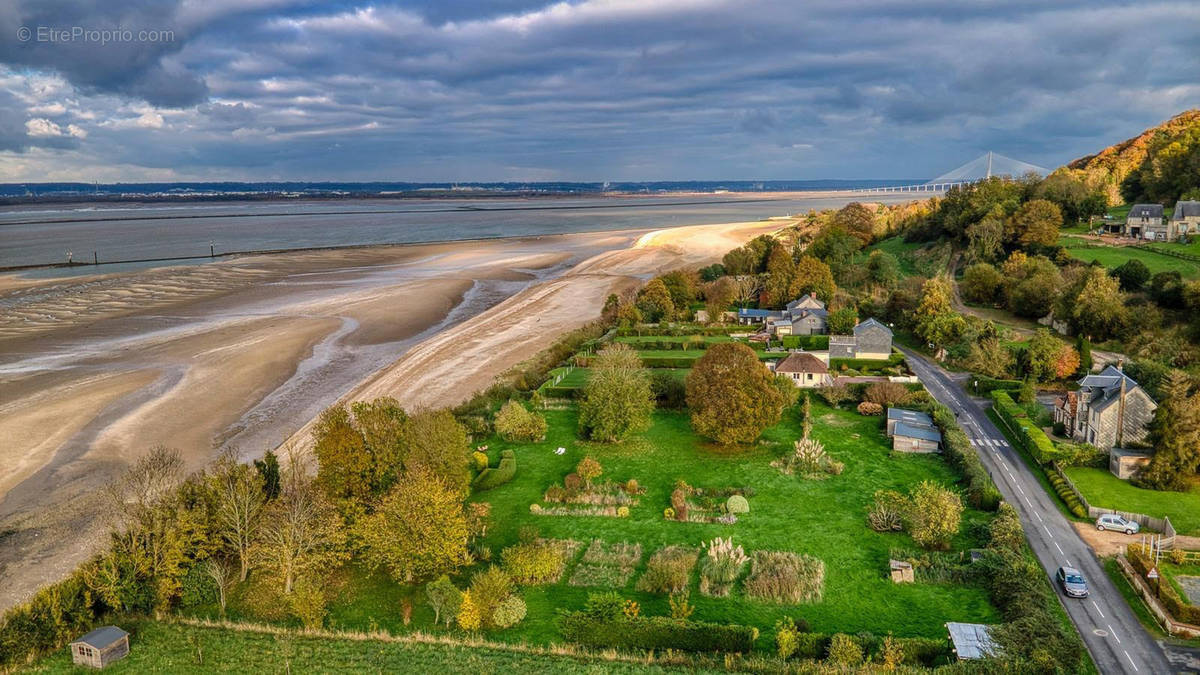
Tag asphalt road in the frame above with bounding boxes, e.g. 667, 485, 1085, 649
900, 348, 1175, 675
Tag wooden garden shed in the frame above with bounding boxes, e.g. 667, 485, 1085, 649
70, 626, 130, 669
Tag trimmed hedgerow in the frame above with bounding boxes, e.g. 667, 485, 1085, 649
472, 450, 517, 491
558, 612, 758, 653
990, 391, 1057, 464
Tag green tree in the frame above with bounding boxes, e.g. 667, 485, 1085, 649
210, 451, 266, 581
658, 269, 699, 309
722, 235, 774, 275
831, 202, 877, 245
960, 262, 1003, 304
905, 481, 963, 550
578, 343, 655, 442
1068, 266, 1129, 340
355, 468, 470, 583
962, 337, 1015, 379
494, 399, 548, 442
826, 306, 858, 334
253, 456, 348, 595
789, 255, 837, 303
763, 245, 797, 307
636, 278, 675, 323
686, 342, 786, 444
426, 575, 463, 627
913, 278, 965, 359
1001, 252, 1062, 318
1111, 259, 1151, 292
807, 226, 862, 275
965, 212, 1006, 263
1008, 199, 1063, 248
702, 276, 737, 323
1138, 370, 1200, 491
254, 450, 281, 501
312, 405, 374, 503
400, 410, 472, 494
866, 250, 901, 287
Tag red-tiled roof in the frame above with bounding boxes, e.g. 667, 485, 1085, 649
775, 352, 829, 374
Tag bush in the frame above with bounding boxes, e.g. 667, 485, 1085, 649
472, 451, 489, 472
989, 503, 1026, 553
742, 551, 824, 603
863, 381, 912, 406
726, 495, 750, 514
699, 537, 748, 597
558, 611, 758, 653
494, 400, 547, 442
492, 595, 527, 628
826, 633, 863, 666
179, 562, 219, 608
468, 566, 515, 629
906, 481, 963, 550
636, 546, 699, 594
471, 450, 516, 491
867, 490, 907, 532
857, 401, 884, 416
501, 541, 566, 585
650, 370, 688, 409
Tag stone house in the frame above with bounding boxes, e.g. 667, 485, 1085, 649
771, 351, 831, 388
737, 293, 828, 335
829, 318, 894, 359
1170, 200, 1200, 239
1123, 204, 1166, 240
1055, 365, 1156, 451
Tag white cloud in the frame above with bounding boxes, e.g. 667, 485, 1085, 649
25, 118, 64, 137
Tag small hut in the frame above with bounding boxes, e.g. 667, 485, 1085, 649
946, 622, 997, 660
70, 626, 130, 669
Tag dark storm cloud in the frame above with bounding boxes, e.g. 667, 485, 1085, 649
0, 0, 1198, 180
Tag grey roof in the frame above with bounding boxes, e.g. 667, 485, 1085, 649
1128, 204, 1164, 219
786, 294, 826, 311
829, 335, 856, 345
854, 317, 893, 336
72, 626, 129, 649
893, 421, 942, 443
737, 308, 775, 318
887, 408, 933, 425
1078, 365, 1148, 411
789, 307, 828, 321
1173, 200, 1200, 220
946, 622, 998, 660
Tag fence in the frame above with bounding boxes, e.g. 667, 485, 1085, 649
1052, 462, 1176, 544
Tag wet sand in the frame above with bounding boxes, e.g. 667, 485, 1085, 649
0, 217, 786, 611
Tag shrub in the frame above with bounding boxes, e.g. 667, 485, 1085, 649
863, 381, 912, 406
468, 566, 515, 628
988, 503, 1026, 553
775, 617, 801, 659
492, 595, 527, 629
867, 490, 907, 532
742, 551, 825, 603
471, 450, 516, 491
906, 481, 963, 550
663, 507, 675, 520
425, 575, 463, 626
726, 495, 750, 514
857, 401, 884, 416
558, 612, 757, 653
699, 536, 748, 597
616, 505, 630, 518
773, 437, 843, 478
457, 590, 482, 630
179, 562, 219, 608
501, 541, 566, 585
288, 579, 327, 630
494, 399, 548, 442
576, 456, 603, 486
472, 451, 489, 472
636, 546, 699, 594
564, 472, 583, 492
826, 633, 863, 666
625, 478, 640, 494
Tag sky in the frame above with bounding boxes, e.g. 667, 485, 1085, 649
0, 0, 1198, 183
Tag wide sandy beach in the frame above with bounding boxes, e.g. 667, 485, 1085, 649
0, 217, 783, 610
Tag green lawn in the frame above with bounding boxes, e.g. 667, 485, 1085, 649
189, 403, 1000, 649
613, 335, 737, 345
1062, 467, 1200, 535
28, 620, 693, 674
554, 367, 686, 390
1058, 235, 1200, 278
857, 236, 924, 278
1161, 560, 1200, 607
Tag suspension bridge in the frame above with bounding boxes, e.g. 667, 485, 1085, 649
851, 151, 1050, 194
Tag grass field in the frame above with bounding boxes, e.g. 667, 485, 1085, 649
1058, 235, 1200, 278
188, 402, 999, 649
1062, 467, 1200, 535
857, 236, 925, 278
28, 620, 697, 674
550, 367, 687, 390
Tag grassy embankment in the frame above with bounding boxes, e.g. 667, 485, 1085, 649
1062, 467, 1200, 535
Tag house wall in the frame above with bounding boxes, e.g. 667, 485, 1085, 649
1077, 389, 1156, 450
792, 315, 826, 335
892, 435, 939, 453
829, 339, 855, 359
855, 325, 893, 356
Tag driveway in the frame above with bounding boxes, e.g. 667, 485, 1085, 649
900, 347, 1175, 674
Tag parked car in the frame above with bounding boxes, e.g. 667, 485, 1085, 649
1056, 566, 1089, 598
1096, 513, 1140, 535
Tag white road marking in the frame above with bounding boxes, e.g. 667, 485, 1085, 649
1124, 650, 1138, 672
1043, 525, 1054, 538
1034, 511, 1043, 522
1016, 484, 1025, 496
1055, 542, 1065, 555
1108, 624, 1119, 644
1093, 601, 1104, 618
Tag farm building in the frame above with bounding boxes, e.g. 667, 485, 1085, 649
885, 408, 933, 436
891, 421, 942, 453
1171, 200, 1200, 238
772, 351, 831, 388
1123, 203, 1166, 240
69, 626, 130, 669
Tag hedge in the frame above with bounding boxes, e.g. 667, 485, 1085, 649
559, 612, 758, 653
1047, 470, 1088, 518
781, 335, 830, 350
1127, 547, 1200, 625
989, 391, 1058, 464
925, 403, 1002, 511
970, 376, 1023, 396
830, 354, 906, 372
781, 631, 948, 666
472, 449, 517, 491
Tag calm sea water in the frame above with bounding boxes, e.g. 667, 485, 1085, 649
0, 194, 916, 276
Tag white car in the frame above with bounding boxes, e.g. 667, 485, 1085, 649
1095, 513, 1140, 535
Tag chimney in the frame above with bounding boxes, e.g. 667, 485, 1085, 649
1116, 359, 1126, 449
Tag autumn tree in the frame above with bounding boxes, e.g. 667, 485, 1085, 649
960, 263, 1003, 305
686, 342, 786, 444
913, 278, 965, 360
962, 336, 1015, 379
789, 255, 836, 303
658, 269, 700, 310
576, 456, 602, 487
1024, 329, 1065, 383
1052, 344, 1081, 380
253, 456, 348, 594
400, 409, 472, 494
1008, 199, 1062, 248
211, 450, 266, 581
763, 245, 796, 307
312, 404, 383, 503
826, 306, 858, 334
832, 202, 877, 245
1067, 266, 1129, 340
1001, 252, 1062, 318
1138, 370, 1200, 491
905, 481, 963, 551
578, 343, 655, 442
355, 468, 470, 583
636, 278, 675, 323
494, 399, 548, 442
702, 276, 737, 323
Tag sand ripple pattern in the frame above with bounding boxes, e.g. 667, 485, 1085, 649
0, 264, 274, 339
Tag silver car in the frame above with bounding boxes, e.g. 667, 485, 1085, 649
1096, 513, 1140, 535
1056, 566, 1089, 598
